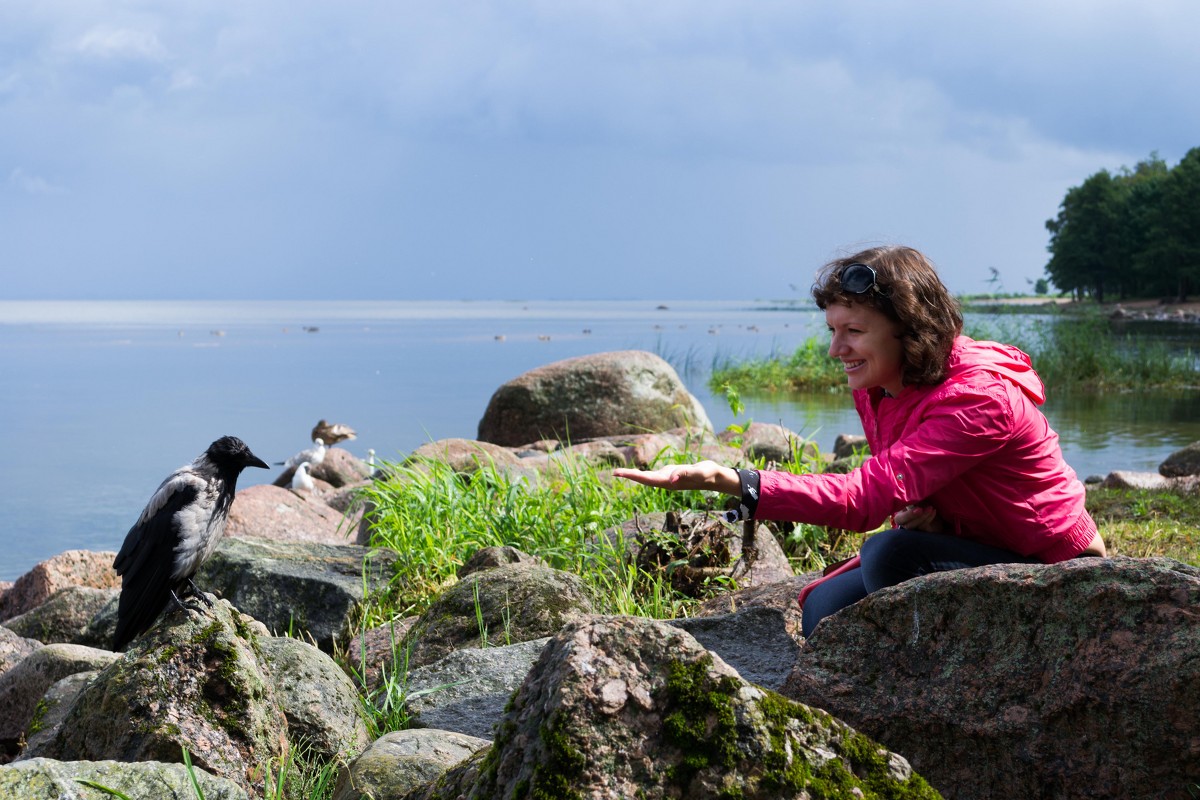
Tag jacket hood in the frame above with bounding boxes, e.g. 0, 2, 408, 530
948, 336, 1046, 405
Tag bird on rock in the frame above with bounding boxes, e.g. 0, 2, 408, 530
277, 438, 326, 470
311, 419, 357, 445
291, 460, 316, 493
112, 436, 269, 651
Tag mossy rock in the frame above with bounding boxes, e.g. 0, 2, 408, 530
0, 758, 248, 800
407, 616, 941, 799
34, 599, 286, 797
400, 562, 596, 670
197, 537, 398, 652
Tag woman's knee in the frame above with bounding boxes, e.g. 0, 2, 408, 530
860, 528, 935, 591
861, 527, 908, 562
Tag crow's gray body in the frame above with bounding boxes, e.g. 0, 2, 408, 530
112, 436, 268, 651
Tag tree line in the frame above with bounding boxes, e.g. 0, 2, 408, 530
1044, 147, 1199, 303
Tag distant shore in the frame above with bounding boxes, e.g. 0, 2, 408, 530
966, 296, 1200, 318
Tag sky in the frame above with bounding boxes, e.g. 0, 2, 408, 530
1, 1, 1197, 301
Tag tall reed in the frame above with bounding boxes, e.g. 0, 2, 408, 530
967, 316, 1197, 389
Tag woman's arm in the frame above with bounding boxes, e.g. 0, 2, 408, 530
612, 461, 741, 495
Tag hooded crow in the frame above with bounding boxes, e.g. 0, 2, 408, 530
112, 436, 269, 651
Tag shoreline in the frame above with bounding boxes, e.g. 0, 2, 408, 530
967, 295, 1200, 318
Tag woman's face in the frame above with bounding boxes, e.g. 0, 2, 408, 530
826, 301, 905, 396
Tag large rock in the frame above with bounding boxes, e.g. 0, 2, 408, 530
583, 430, 691, 468
312, 447, 372, 487
272, 447, 371, 489
718, 421, 820, 466
833, 433, 870, 460
670, 605, 801, 691
0, 551, 119, 623
323, 480, 373, 514
781, 557, 1200, 800
332, 729, 489, 800
458, 546, 546, 578
477, 350, 712, 447
407, 438, 527, 475
0, 627, 41, 676
1160, 441, 1200, 477
0, 758, 249, 799
513, 429, 745, 478
258, 636, 370, 762
409, 616, 939, 799
695, 573, 812, 646
403, 637, 551, 739
400, 561, 596, 670
0, 643, 118, 758
1101, 470, 1172, 491
31, 599, 287, 797
197, 537, 398, 652
16, 671, 97, 757
74, 594, 119, 651
1, 587, 118, 646
226, 483, 356, 545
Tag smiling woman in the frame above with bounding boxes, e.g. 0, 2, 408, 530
824, 301, 905, 396
615, 244, 1106, 639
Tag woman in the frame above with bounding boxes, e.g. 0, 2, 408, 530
614, 245, 1105, 638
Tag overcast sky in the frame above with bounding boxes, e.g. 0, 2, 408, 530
2, 1, 1196, 301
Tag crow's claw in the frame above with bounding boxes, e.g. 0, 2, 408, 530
169, 589, 203, 614
184, 578, 216, 609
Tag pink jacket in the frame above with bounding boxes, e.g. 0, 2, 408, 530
757, 336, 1097, 563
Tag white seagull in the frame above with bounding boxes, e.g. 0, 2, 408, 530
291, 461, 316, 493
278, 438, 327, 470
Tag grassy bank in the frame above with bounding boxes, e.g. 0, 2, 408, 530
354, 457, 1200, 627
968, 316, 1198, 390
710, 315, 1198, 396
352, 450, 837, 627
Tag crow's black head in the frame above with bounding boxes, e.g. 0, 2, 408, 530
206, 436, 270, 472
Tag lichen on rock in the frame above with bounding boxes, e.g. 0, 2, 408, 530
405, 615, 941, 799
33, 598, 287, 797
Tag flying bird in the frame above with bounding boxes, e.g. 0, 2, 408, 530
112, 436, 269, 651
311, 419, 357, 445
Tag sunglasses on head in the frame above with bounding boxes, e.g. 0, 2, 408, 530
839, 262, 879, 295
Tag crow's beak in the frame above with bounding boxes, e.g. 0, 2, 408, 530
247, 454, 270, 470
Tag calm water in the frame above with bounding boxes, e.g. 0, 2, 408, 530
2, 300, 1197, 582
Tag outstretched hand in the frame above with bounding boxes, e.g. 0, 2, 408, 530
611, 461, 741, 496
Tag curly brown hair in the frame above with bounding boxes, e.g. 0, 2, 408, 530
811, 245, 963, 387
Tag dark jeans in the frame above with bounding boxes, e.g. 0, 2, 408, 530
800, 528, 1041, 638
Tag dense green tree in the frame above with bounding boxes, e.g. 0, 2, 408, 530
1139, 147, 1200, 301
1114, 155, 1168, 299
1045, 150, 1198, 302
1045, 170, 1122, 302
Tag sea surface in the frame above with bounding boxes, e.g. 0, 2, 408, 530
3, 299, 1198, 582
